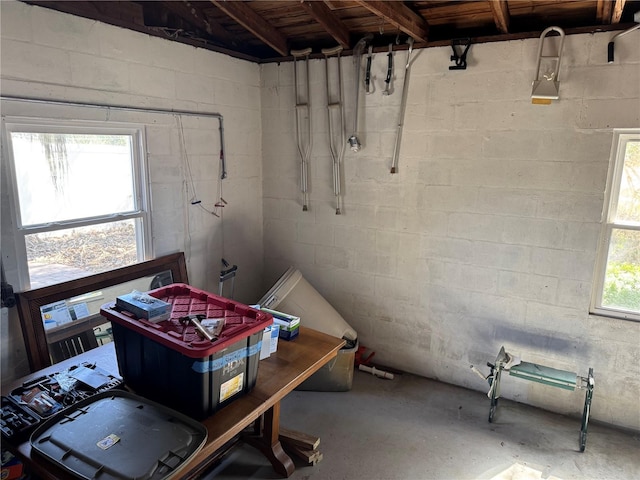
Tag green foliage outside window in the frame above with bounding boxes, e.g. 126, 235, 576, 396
603, 262, 640, 311
602, 139, 640, 315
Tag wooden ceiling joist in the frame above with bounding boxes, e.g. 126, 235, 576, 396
21, 0, 640, 62
354, 0, 429, 43
210, 0, 289, 56
596, 0, 614, 23
488, 0, 510, 34
301, 1, 351, 49
611, 0, 628, 23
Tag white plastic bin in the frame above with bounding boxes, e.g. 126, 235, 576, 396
296, 341, 358, 392
258, 267, 357, 342
258, 267, 358, 391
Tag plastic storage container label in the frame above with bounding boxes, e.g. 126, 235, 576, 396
191, 342, 262, 374
220, 372, 244, 402
96, 434, 120, 450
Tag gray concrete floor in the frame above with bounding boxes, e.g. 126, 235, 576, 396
203, 370, 639, 480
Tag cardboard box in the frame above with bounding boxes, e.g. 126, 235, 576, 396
259, 325, 280, 360
260, 326, 272, 360
260, 307, 299, 341
273, 319, 299, 340
270, 324, 280, 353
115, 290, 171, 323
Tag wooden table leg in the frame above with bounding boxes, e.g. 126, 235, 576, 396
244, 401, 295, 477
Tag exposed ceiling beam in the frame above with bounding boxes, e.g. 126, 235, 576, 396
611, 0, 627, 24
596, 0, 613, 23
161, 1, 213, 35
23, 0, 260, 61
201, 13, 240, 49
162, 0, 237, 47
488, 0, 510, 34
27, 0, 144, 26
209, 0, 289, 56
300, 1, 350, 49
353, 0, 429, 43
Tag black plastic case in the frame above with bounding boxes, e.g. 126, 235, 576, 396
30, 390, 208, 480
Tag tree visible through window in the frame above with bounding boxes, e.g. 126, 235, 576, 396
5, 122, 151, 289
592, 131, 640, 321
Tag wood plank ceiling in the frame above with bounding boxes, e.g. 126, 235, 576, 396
22, 0, 640, 62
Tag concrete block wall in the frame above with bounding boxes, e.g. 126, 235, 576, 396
1, 0, 638, 432
261, 33, 640, 429
0, 1, 263, 383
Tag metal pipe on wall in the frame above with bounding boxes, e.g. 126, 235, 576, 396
348, 33, 373, 153
607, 11, 640, 63
0, 95, 228, 179
390, 37, 414, 174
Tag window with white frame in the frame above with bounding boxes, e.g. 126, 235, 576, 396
591, 130, 640, 321
3, 119, 151, 290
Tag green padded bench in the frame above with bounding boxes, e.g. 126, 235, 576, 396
480, 347, 594, 452
510, 361, 578, 390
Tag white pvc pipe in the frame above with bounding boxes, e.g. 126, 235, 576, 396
470, 365, 488, 381
359, 364, 394, 379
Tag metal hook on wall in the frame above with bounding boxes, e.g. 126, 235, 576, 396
449, 38, 471, 70
531, 26, 565, 104
608, 11, 640, 63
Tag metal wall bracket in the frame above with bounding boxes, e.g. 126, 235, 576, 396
531, 26, 565, 104
449, 38, 471, 70
218, 258, 237, 298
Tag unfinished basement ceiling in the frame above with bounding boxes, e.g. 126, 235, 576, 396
22, 1, 640, 62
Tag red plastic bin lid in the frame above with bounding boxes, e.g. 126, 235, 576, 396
100, 284, 272, 358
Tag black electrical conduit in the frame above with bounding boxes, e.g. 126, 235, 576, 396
0, 95, 227, 179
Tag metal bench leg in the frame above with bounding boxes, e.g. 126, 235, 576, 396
579, 368, 594, 452
488, 362, 502, 423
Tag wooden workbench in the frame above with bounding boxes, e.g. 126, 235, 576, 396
4, 327, 345, 479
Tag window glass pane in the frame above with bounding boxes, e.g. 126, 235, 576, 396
615, 140, 640, 223
602, 228, 640, 312
26, 220, 138, 289
10, 132, 135, 226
